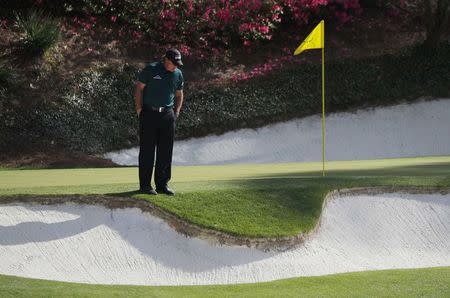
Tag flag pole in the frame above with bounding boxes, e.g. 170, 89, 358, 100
321, 21, 326, 177
292, 20, 326, 176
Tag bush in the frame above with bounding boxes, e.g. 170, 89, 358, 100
14, 10, 61, 57
1, 44, 449, 155
10, 0, 361, 54
37, 65, 137, 153
2, 1, 364, 57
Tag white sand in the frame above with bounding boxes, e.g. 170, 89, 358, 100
105, 99, 450, 166
1, 193, 449, 285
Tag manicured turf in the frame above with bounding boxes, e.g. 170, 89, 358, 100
1, 156, 450, 237
0, 156, 449, 296
2, 156, 450, 188
0, 267, 449, 297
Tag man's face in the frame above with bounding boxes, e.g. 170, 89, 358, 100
164, 58, 178, 72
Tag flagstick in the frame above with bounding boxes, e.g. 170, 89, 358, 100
293, 20, 326, 176
321, 21, 326, 177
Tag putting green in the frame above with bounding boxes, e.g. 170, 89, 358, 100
1, 156, 450, 190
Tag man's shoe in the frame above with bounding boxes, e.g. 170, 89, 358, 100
139, 187, 158, 195
156, 186, 175, 196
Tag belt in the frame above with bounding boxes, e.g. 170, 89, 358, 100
143, 106, 172, 113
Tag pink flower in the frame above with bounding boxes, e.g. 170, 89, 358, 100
259, 25, 269, 34
216, 8, 231, 24
271, 13, 281, 22
110, 15, 117, 22
239, 23, 256, 33
243, 40, 251, 47
180, 45, 191, 56
271, 4, 282, 12
185, 0, 194, 16
202, 7, 212, 22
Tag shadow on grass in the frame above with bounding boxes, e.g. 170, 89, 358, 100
248, 162, 450, 179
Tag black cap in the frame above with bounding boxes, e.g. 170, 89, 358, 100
165, 48, 183, 66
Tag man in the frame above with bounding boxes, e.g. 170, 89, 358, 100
134, 49, 184, 195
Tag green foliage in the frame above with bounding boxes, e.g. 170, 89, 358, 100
0, 67, 34, 152
14, 10, 61, 57
0, 64, 137, 154
38, 64, 139, 153
1, 44, 449, 155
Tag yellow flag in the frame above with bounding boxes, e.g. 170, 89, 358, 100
294, 20, 324, 55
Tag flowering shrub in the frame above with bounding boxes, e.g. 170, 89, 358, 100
22, 0, 362, 54
231, 52, 296, 82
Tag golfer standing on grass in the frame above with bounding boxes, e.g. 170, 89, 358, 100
134, 49, 184, 195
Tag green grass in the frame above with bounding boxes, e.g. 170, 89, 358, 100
15, 10, 61, 56
0, 156, 449, 296
1, 156, 450, 237
1, 267, 449, 297
2, 156, 450, 188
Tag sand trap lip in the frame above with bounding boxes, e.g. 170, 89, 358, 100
1, 188, 449, 286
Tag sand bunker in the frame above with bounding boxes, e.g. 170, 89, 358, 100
106, 99, 450, 166
1, 192, 449, 285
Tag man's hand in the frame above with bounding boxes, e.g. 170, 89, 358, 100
134, 82, 145, 117
175, 89, 183, 119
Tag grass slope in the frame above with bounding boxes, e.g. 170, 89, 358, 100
1, 267, 449, 297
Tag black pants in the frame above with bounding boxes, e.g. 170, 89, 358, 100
138, 108, 176, 189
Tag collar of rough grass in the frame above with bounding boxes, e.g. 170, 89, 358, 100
1, 186, 449, 252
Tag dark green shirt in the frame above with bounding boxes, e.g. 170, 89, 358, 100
137, 61, 184, 107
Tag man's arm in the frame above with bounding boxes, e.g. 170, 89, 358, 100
174, 90, 184, 117
134, 82, 145, 116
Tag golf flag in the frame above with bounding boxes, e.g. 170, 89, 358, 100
294, 20, 326, 177
294, 20, 324, 55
